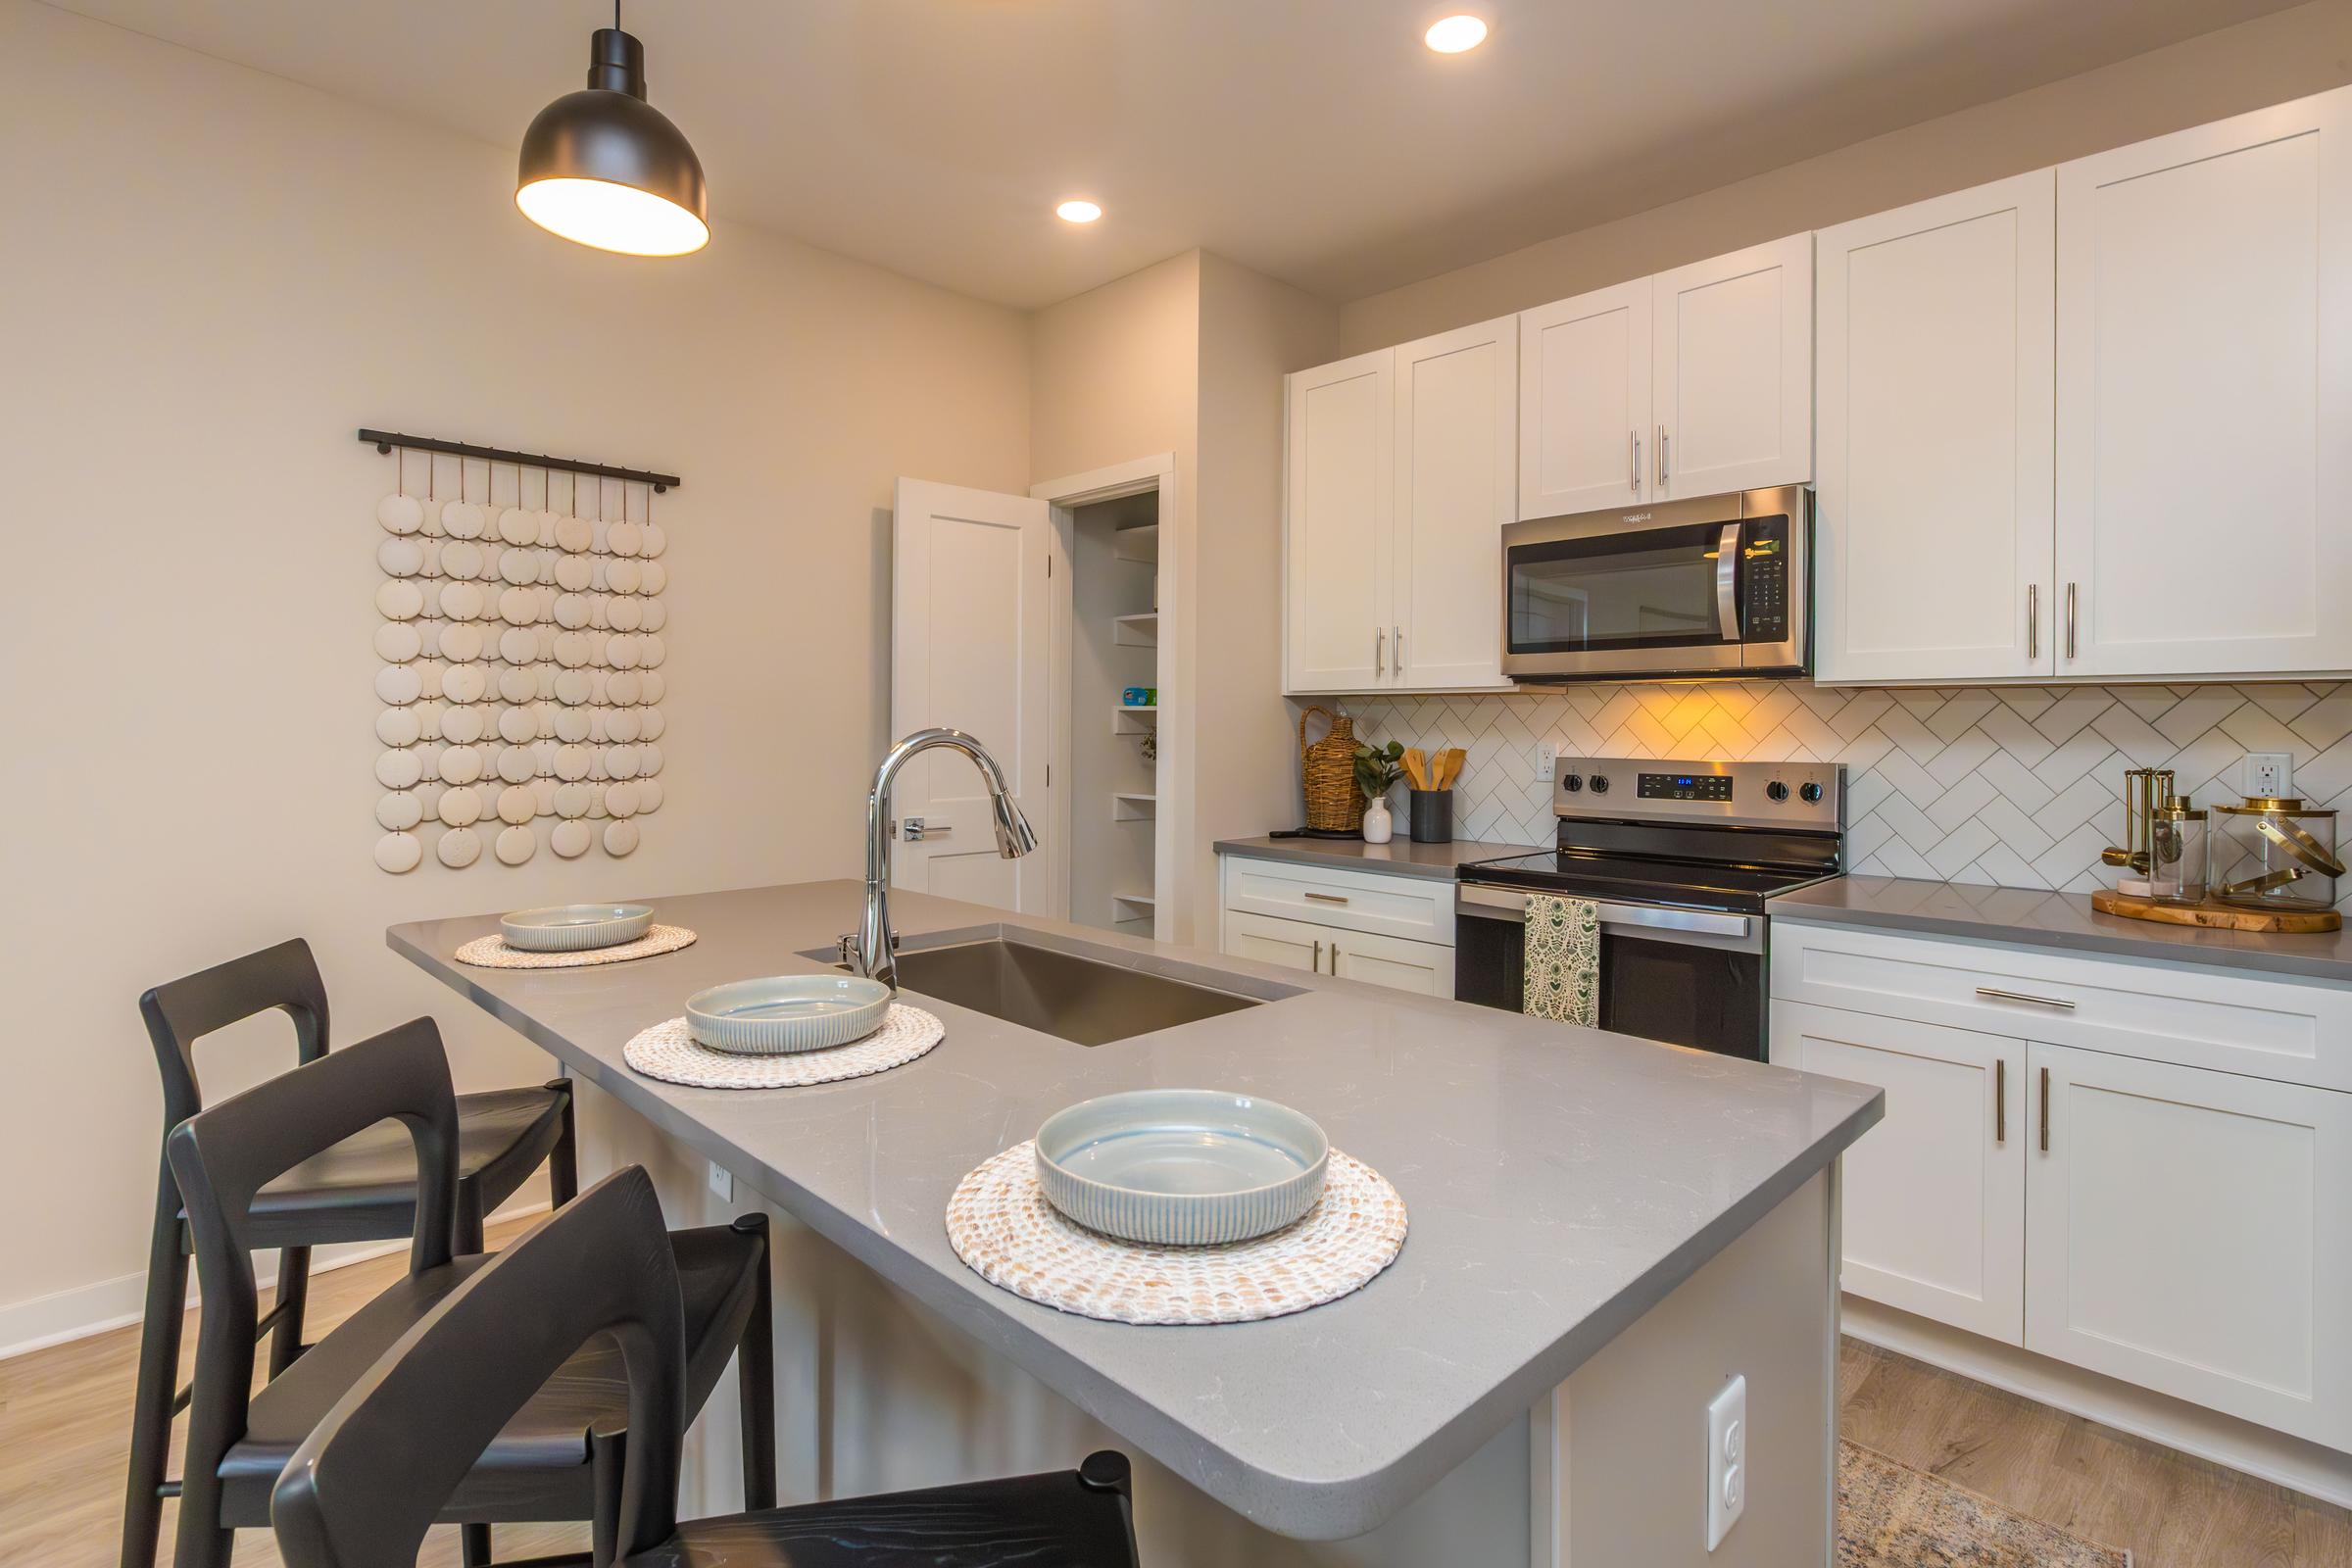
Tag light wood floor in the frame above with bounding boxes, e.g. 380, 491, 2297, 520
7, 1223, 2348, 1567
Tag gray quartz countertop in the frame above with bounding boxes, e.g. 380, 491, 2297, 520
1771, 874, 2352, 985
390, 881, 1880, 1540
1214, 833, 1545, 881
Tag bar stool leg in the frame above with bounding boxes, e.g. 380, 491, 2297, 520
460, 1523, 493, 1565
732, 1214, 776, 1511
268, 1246, 311, 1377
455, 1179, 486, 1257
546, 1077, 578, 1207
120, 1172, 186, 1568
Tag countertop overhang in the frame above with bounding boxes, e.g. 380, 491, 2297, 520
390, 880, 1881, 1540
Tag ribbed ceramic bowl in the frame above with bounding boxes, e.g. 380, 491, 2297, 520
685, 975, 892, 1056
1034, 1090, 1330, 1247
499, 904, 655, 953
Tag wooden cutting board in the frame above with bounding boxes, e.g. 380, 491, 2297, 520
2090, 888, 2340, 933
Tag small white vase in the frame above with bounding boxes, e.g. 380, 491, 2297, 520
1361, 798, 1394, 844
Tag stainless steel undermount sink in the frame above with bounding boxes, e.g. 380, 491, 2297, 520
805, 926, 1291, 1047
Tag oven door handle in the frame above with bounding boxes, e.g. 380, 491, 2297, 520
1715, 522, 1740, 642
1456, 883, 1751, 939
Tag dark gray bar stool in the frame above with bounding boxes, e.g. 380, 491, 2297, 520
162, 1013, 774, 1568
270, 1164, 1140, 1568
123, 937, 579, 1568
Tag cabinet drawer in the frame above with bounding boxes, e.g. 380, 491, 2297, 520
1771, 920, 2352, 1092
1222, 857, 1454, 945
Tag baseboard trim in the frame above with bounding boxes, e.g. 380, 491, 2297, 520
1843, 1295, 2352, 1510
0, 1200, 554, 1363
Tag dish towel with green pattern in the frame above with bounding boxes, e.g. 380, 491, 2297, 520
1523, 893, 1600, 1026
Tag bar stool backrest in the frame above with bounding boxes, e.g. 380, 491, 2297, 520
140, 937, 332, 1135
270, 1166, 687, 1568
166, 1018, 464, 1524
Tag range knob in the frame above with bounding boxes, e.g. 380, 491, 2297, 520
1588, 773, 1610, 794
1799, 781, 1825, 804
1559, 773, 1584, 793
1765, 781, 1790, 803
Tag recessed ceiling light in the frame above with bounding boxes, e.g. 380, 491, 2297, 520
1424, 15, 1489, 53
1055, 199, 1103, 223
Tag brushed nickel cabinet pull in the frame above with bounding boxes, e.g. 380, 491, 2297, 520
1656, 424, 1670, 487
1330, 943, 1342, 973
1995, 1058, 2007, 1145
2039, 1066, 2051, 1153
1630, 430, 1641, 494
1395, 625, 1404, 674
1311, 940, 1322, 971
2027, 584, 2039, 661
2065, 582, 2078, 660
1375, 626, 1385, 676
1976, 986, 2074, 1010
1303, 891, 1349, 905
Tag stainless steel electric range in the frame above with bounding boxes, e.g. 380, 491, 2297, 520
1453, 756, 1844, 1058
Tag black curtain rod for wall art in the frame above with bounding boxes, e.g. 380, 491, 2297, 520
358, 429, 682, 491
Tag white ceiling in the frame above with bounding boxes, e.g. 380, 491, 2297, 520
57, 0, 2298, 308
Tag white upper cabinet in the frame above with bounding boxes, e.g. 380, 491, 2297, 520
1650, 232, 1815, 499
1517, 278, 1653, 518
1284, 349, 1393, 692
1394, 318, 1516, 690
1816, 171, 2056, 683
2055, 86, 2352, 678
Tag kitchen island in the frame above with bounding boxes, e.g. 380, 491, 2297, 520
391, 881, 1881, 1565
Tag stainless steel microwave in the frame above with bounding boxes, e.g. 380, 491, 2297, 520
1499, 486, 1812, 681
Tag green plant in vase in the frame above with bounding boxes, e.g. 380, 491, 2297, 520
1353, 740, 1405, 844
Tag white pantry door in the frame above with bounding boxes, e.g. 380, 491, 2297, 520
891, 478, 1058, 915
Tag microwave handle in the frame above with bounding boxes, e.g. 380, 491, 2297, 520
1715, 522, 1740, 641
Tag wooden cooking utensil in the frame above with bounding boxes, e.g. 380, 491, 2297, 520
1438, 748, 1465, 789
1404, 748, 1428, 790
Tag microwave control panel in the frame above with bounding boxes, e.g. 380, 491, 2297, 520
1741, 515, 1790, 642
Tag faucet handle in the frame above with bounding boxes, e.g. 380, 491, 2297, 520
836, 933, 858, 969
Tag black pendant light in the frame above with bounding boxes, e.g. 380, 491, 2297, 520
516, 6, 709, 256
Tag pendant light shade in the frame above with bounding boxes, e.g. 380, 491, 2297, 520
517, 27, 708, 256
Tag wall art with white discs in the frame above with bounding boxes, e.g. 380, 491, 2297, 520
373, 454, 669, 871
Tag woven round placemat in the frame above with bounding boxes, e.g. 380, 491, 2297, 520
621, 1004, 943, 1089
455, 925, 697, 968
946, 1142, 1406, 1326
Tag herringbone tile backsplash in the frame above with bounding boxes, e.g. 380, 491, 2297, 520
1336, 682, 2352, 905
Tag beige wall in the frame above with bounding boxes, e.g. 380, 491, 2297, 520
1192, 256, 1340, 934
0, 0, 1030, 1346
1341, 0, 2352, 350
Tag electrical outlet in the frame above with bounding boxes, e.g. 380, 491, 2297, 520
1705, 1375, 1746, 1551
707, 1160, 734, 1203
2246, 753, 2294, 799
1536, 744, 1558, 784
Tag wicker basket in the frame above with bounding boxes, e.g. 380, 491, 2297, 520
1298, 706, 1365, 832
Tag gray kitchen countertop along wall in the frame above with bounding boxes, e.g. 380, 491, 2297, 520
1213, 834, 1544, 880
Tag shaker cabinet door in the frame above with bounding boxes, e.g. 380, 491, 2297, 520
1650, 232, 1813, 499
1815, 172, 2056, 683
2055, 85, 2352, 677
1221, 909, 1331, 975
1393, 317, 1516, 691
1285, 350, 1394, 692
2025, 1043, 2352, 1447
1772, 1002, 2026, 1344
1518, 278, 1652, 518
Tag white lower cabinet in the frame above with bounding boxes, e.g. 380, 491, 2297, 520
1222, 908, 1453, 996
1770, 919, 2352, 1451
2026, 1043, 2352, 1448
1772, 1002, 2025, 1344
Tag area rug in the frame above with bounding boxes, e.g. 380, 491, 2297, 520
1839, 1440, 2132, 1566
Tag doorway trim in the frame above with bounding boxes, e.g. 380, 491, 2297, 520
1032, 454, 1179, 941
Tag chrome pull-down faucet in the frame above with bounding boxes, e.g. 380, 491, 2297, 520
844, 728, 1036, 992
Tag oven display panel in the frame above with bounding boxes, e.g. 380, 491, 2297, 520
1638, 772, 1734, 803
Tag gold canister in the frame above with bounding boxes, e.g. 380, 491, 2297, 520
2211, 796, 2344, 912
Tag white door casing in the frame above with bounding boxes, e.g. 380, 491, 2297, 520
1518, 278, 1653, 518
1650, 232, 1814, 499
891, 477, 1057, 914
1816, 170, 2056, 682
2055, 85, 2352, 677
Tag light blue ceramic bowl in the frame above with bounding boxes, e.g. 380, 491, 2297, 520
499, 904, 655, 953
685, 974, 892, 1055
1034, 1090, 1329, 1247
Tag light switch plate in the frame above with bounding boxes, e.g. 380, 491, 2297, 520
708, 1160, 734, 1203
1706, 1374, 1746, 1551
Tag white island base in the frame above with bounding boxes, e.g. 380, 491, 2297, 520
573, 1079, 1841, 1568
